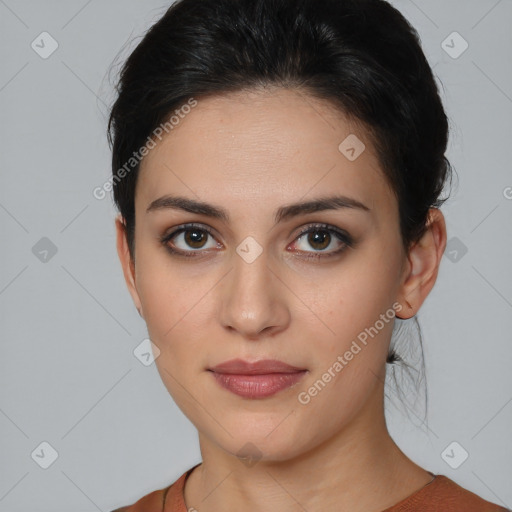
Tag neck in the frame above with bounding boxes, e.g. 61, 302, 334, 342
184, 380, 432, 512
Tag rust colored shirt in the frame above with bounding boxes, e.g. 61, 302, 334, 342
112, 464, 509, 512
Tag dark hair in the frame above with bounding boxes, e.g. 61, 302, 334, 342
107, 0, 454, 387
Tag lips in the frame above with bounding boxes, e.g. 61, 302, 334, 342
209, 358, 306, 375
208, 358, 308, 399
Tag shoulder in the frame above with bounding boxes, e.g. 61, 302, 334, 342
386, 474, 509, 512
110, 464, 198, 512
431, 475, 508, 511
110, 487, 168, 512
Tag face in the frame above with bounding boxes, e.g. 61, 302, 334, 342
117, 87, 414, 461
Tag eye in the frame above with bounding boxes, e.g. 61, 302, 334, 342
160, 222, 354, 260
160, 223, 220, 257
289, 223, 354, 259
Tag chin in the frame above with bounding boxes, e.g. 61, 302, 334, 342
215, 427, 310, 464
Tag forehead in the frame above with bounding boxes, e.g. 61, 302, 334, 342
136, 88, 395, 221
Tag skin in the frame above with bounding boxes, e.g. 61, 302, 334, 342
116, 87, 447, 512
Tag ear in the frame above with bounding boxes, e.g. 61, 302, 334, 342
115, 214, 144, 319
396, 208, 447, 319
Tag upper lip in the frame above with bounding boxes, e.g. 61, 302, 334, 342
209, 358, 306, 375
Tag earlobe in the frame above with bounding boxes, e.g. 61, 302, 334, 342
396, 208, 447, 319
115, 214, 144, 318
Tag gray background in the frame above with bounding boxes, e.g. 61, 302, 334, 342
1, 0, 511, 510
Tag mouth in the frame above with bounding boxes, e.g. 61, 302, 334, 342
208, 358, 308, 399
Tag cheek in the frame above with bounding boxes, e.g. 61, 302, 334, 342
298, 249, 400, 385
136, 239, 200, 324
296, 308, 395, 430
139, 270, 212, 412
134, 256, 203, 360
307, 265, 396, 344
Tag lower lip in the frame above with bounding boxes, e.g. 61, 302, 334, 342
210, 371, 307, 399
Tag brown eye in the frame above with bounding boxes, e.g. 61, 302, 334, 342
291, 223, 354, 259
161, 223, 220, 256
306, 230, 331, 251
183, 228, 209, 249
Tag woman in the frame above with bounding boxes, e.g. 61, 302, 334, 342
108, 0, 508, 510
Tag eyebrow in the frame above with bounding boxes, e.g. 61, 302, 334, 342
146, 194, 371, 223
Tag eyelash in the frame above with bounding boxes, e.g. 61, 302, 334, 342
159, 222, 354, 260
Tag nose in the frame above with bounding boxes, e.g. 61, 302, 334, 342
218, 244, 290, 340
